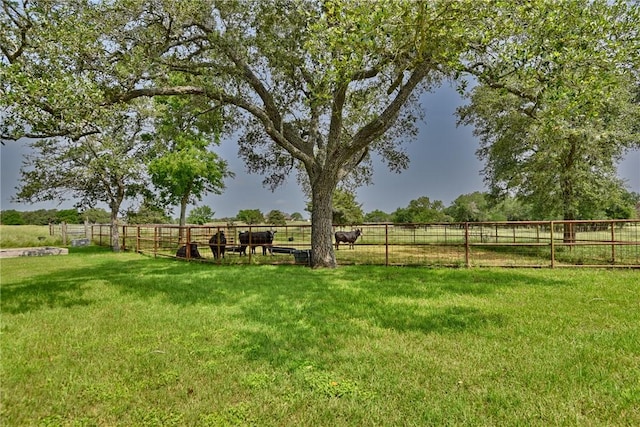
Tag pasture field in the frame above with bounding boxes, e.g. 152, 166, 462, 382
1, 249, 639, 426
121, 222, 640, 267
0, 225, 63, 248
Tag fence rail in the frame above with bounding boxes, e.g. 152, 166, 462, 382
57, 220, 640, 268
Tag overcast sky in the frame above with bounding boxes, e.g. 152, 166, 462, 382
2, 84, 639, 219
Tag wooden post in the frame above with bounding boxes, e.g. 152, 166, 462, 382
550, 221, 555, 268
248, 225, 252, 263
464, 222, 470, 268
385, 224, 389, 266
611, 221, 616, 265
186, 227, 192, 259
150, 226, 156, 257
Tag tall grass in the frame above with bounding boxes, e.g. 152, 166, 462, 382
0, 225, 62, 248
1, 250, 639, 426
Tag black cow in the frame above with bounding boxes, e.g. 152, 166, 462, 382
176, 242, 204, 259
209, 231, 226, 259
238, 230, 277, 255
335, 229, 362, 250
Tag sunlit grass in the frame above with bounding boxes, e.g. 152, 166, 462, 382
1, 252, 638, 426
0, 225, 62, 248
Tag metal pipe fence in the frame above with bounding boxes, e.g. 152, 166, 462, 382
79, 220, 639, 268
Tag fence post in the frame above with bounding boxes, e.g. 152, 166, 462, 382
62, 222, 67, 245
385, 224, 389, 266
122, 226, 127, 251
464, 222, 470, 268
137, 225, 141, 253
550, 221, 555, 268
186, 227, 192, 259
611, 221, 615, 265
248, 225, 253, 263
154, 226, 158, 258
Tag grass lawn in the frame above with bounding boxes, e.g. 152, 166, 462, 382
1, 248, 639, 426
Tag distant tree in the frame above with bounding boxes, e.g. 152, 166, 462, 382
237, 209, 264, 225
55, 209, 80, 224
187, 206, 215, 225
308, 189, 363, 226
21, 209, 57, 225
125, 201, 171, 225
266, 210, 287, 226
603, 189, 639, 220
0, 210, 24, 225
445, 192, 490, 222
290, 212, 304, 222
13, 107, 154, 251
332, 190, 364, 226
364, 209, 392, 223
148, 95, 232, 232
392, 197, 448, 223
81, 208, 111, 224
489, 197, 533, 222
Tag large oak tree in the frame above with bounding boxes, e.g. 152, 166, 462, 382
2, 0, 476, 267
458, 0, 640, 240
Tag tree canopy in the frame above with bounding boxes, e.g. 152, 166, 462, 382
148, 95, 231, 228
458, 0, 640, 225
187, 205, 215, 225
236, 209, 264, 225
12, 107, 155, 250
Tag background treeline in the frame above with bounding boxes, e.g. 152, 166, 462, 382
3, 189, 638, 226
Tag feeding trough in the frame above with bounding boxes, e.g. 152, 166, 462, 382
270, 246, 296, 254
293, 249, 311, 266
266, 246, 311, 266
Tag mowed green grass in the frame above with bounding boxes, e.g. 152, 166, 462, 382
1, 249, 639, 426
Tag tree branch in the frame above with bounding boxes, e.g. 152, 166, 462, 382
348, 59, 432, 158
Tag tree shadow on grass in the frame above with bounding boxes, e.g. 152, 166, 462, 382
2, 256, 564, 373
1, 257, 249, 314
1, 279, 95, 314
227, 268, 558, 368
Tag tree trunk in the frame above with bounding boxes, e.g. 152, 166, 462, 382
561, 137, 577, 244
179, 196, 188, 244
310, 175, 337, 268
110, 208, 120, 252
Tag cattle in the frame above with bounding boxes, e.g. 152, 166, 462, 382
335, 229, 362, 250
238, 230, 277, 255
208, 231, 226, 259
176, 242, 204, 259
